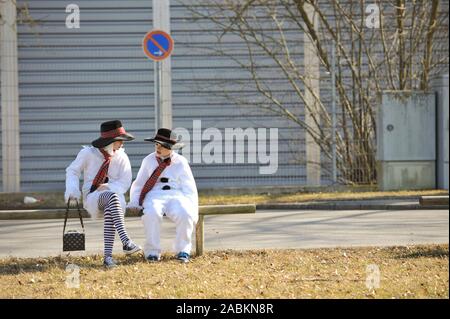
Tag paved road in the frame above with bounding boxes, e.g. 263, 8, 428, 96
0, 209, 448, 258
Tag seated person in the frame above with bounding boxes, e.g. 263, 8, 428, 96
128, 128, 198, 263
65, 120, 141, 268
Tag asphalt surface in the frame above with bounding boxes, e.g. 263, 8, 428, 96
0, 208, 448, 258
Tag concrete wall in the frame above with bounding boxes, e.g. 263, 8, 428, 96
0, 0, 20, 192
377, 91, 436, 190
433, 74, 449, 190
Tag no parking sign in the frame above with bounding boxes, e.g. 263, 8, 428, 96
142, 30, 174, 61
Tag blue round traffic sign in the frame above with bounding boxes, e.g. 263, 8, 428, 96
142, 30, 174, 61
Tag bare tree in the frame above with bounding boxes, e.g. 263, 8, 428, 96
1, 1, 35, 25
178, 0, 448, 184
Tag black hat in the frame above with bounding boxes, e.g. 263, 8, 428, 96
91, 120, 134, 148
144, 128, 184, 150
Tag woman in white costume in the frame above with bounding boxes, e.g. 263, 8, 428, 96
65, 120, 141, 268
128, 128, 198, 263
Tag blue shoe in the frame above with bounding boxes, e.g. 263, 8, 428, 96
103, 256, 117, 269
123, 241, 142, 255
146, 255, 160, 262
176, 252, 190, 263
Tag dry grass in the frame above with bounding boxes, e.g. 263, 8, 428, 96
0, 244, 447, 299
199, 189, 448, 205
0, 189, 447, 210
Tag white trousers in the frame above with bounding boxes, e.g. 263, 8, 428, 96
141, 195, 197, 258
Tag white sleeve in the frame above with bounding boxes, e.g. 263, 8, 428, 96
65, 148, 86, 203
108, 153, 132, 195
180, 160, 199, 209
128, 157, 151, 207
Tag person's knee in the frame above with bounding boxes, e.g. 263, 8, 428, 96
170, 199, 194, 219
106, 192, 120, 204
100, 191, 120, 207
176, 208, 195, 225
142, 207, 163, 221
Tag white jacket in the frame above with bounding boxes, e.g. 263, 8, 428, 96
65, 146, 132, 218
129, 152, 198, 217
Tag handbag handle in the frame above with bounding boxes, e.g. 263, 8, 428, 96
63, 198, 85, 235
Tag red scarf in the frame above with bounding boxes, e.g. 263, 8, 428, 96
90, 149, 112, 193
139, 156, 171, 205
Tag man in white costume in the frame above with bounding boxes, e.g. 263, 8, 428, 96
128, 128, 198, 263
65, 120, 142, 268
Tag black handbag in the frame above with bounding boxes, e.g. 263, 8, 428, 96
63, 199, 86, 252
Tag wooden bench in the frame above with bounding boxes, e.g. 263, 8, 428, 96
195, 204, 256, 256
419, 195, 449, 206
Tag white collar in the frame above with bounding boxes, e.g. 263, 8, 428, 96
92, 146, 123, 159
155, 151, 178, 163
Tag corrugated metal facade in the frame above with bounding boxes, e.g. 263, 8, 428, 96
1, 0, 448, 192
3, 0, 306, 191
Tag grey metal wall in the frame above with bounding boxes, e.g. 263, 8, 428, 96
16, 0, 153, 191
3, 0, 448, 192
8, 0, 306, 191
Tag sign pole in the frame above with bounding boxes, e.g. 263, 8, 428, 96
155, 60, 162, 129
152, 0, 172, 130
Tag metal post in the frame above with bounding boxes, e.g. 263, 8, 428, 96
153, 0, 172, 130
155, 60, 162, 129
331, 42, 337, 183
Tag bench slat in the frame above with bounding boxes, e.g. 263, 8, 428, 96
199, 204, 256, 215
419, 196, 449, 206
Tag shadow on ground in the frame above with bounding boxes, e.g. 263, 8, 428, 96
393, 245, 449, 259
0, 253, 146, 275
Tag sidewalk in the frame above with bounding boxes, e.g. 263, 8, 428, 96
0, 197, 447, 220
0, 208, 448, 258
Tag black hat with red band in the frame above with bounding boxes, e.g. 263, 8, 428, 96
144, 128, 184, 150
91, 120, 134, 148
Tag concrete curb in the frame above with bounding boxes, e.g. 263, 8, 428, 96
256, 203, 449, 210
0, 209, 142, 220
0, 209, 89, 220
